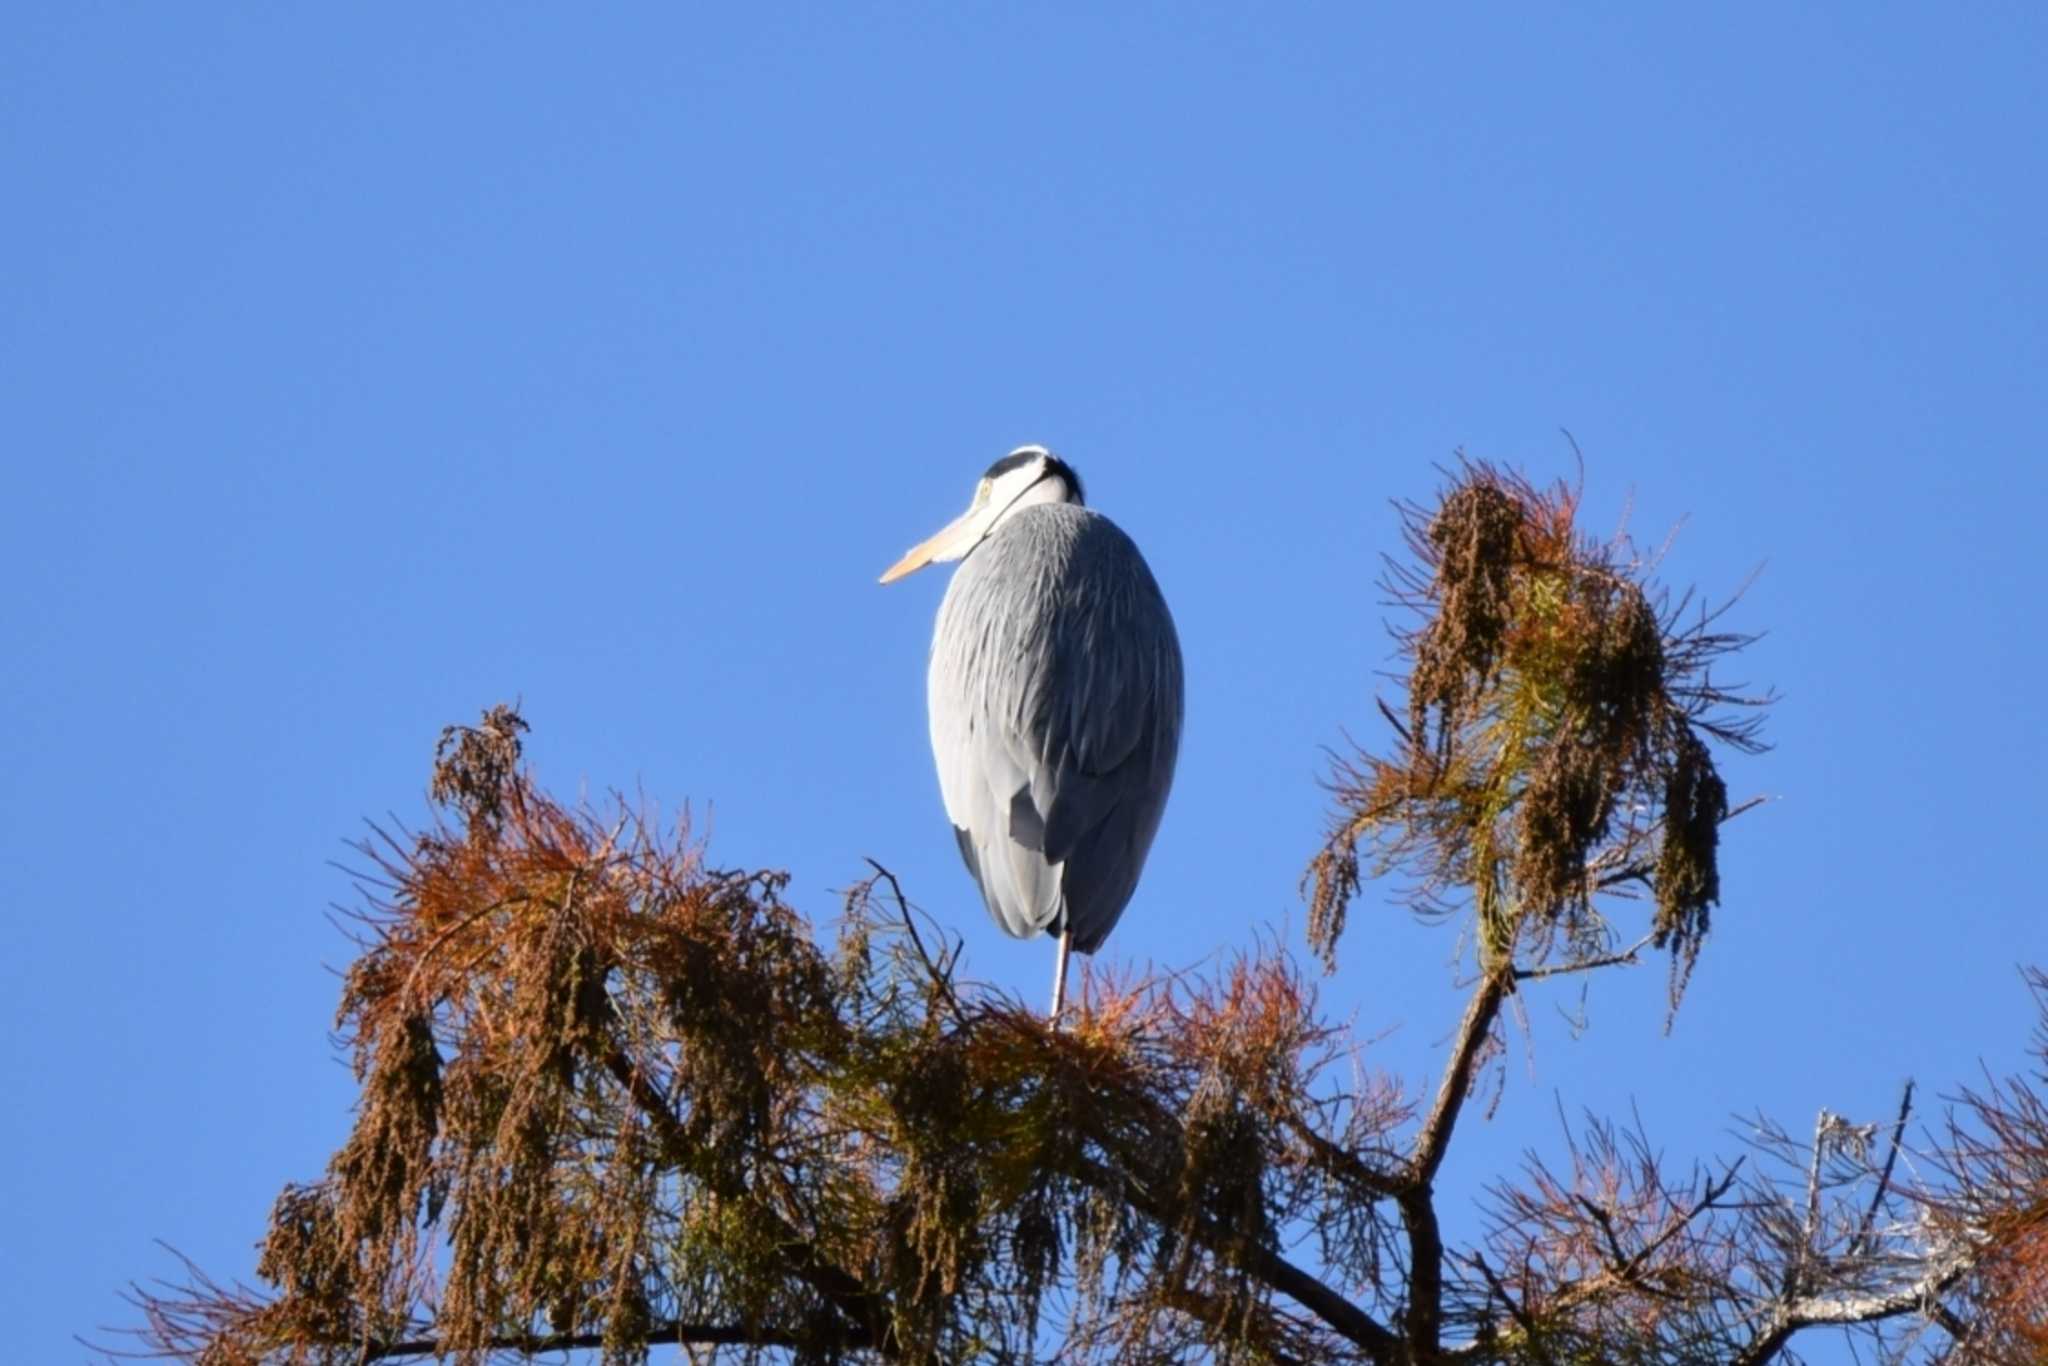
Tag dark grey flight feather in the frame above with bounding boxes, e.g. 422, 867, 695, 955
928, 502, 1183, 954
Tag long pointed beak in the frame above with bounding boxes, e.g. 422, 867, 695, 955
878, 507, 981, 584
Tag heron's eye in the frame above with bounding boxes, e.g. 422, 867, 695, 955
972, 479, 991, 508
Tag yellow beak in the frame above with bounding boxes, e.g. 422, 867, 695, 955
878, 506, 984, 585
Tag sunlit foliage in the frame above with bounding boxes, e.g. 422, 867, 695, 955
116, 464, 2047, 1365
1304, 460, 1767, 1002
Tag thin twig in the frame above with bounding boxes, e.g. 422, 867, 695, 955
863, 858, 966, 1024
1515, 932, 1658, 982
1849, 1081, 1915, 1259
1789, 1108, 1831, 1299
601, 1047, 900, 1357
1460, 1251, 1560, 1366
1590, 795, 1768, 891
1064, 1153, 1401, 1362
401, 895, 515, 1000
1282, 1114, 1407, 1200
1632, 1160, 1745, 1270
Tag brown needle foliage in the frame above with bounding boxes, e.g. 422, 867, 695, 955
121, 709, 1425, 1365
1304, 458, 1768, 1005
1923, 968, 2048, 1362
114, 463, 2048, 1365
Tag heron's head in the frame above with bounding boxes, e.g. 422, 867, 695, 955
878, 445, 1084, 584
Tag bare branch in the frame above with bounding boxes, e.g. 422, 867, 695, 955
862, 856, 967, 1024
1514, 932, 1658, 983
1729, 1252, 1975, 1366
1849, 1081, 1915, 1263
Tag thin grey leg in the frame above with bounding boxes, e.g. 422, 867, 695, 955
1050, 926, 1072, 1018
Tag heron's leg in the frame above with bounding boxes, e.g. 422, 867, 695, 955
1049, 927, 1072, 1018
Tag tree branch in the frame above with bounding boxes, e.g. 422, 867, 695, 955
1728, 1252, 1975, 1366
601, 1048, 899, 1357
1457, 1250, 1560, 1366
1544, 1159, 1745, 1313
1513, 932, 1657, 982
1848, 1080, 1914, 1260
862, 857, 966, 1024
356, 1320, 860, 1362
1067, 1153, 1401, 1363
1403, 966, 1514, 1356
1283, 1113, 1407, 1201
1415, 970, 1512, 1187
1157, 1284, 1320, 1366
1588, 795, 1768, 892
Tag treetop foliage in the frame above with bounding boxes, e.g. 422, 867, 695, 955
1304, 462, 1763, 1004
118, 461, 2048, 1364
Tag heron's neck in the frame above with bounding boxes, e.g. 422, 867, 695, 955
988, 476, 1073, 533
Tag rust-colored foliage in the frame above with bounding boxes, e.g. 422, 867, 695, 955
117, 464, 2048, 1365
1969, 1214, 2048, 1359
126, 708, 1424, 1365
1458, 975, 2048, 1366
1305, 459, 1765, 1007
1925, 968, 2048, 1361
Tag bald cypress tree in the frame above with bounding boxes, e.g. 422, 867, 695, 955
119, 465, 2048, 1363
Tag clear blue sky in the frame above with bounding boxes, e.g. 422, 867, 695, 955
4, 6, 2042, 1359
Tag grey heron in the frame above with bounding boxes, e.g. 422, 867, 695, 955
880, 446, 1184, 1016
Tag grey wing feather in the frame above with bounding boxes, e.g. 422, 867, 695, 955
928, 504, 1183, 954
931, 692, 1065, 938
